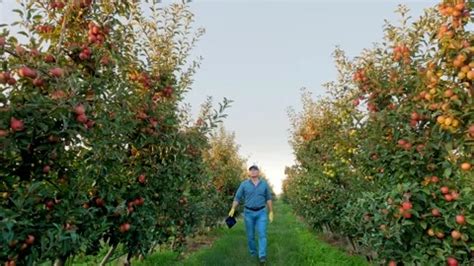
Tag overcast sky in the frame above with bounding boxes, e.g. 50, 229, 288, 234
1, 0, 437, 194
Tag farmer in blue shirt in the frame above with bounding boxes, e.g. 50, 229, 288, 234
228, 165, 273, 264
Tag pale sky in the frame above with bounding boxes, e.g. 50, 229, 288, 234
1, 0, 437, 194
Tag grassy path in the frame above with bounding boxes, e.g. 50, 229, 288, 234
138, 201, 368, 266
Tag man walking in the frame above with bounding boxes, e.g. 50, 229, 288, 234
228, 165, 273, 264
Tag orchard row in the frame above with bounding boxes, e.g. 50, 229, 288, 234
0, 1, 245, 265
284, 1, 473, 265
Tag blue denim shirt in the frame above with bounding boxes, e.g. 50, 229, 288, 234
234, 178, 272, 209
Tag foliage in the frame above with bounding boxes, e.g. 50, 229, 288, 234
0, 1, 233, 265
284, 1, 474, 265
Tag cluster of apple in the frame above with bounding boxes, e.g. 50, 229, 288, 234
392, 44, 411, 64
87, 22, 108, 45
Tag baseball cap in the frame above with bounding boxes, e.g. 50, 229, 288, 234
249, 165, 259, 171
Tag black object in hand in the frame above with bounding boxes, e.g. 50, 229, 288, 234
225, 216, 237, 228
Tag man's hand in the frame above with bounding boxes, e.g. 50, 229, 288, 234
269, 211, 274, 223
228, 207, 236, 217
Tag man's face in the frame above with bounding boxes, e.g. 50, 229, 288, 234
249, 169, 259, 178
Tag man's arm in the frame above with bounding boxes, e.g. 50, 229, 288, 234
265, 183, 274, 222
266, 199, 272, 213
229, 183, 243, 217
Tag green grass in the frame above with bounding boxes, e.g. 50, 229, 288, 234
136, 201, 368, 266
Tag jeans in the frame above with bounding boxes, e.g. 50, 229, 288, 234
243, 208, 268, 258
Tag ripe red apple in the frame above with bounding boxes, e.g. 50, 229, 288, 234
163, 86, 173, 97
74, 104, 86, 115
134, 197, 144, 206
388, 260, 396, 266
119, 223, 131, 233
401, 201, 412, 210
76, 114, 88, 123
410, 112, 420, 121
440, 186, 449, 194
5, 260, 16, 266
431, 208, 441, 217
45, 200, 54, 210
95, 198, 105, 207
138, 174, 146, 184
25, 235, 35, 245
44, 54, 55, 63
451, 230, 461, 240
10, 117, 24, 132
397, 139, 407, 146
455, 215, 465, 225
430, 176, 439, 183
49, 67, 64, 78
402, 212, 412, 219
447, 257, 459, 266
444, 194, 453, 202
33, 78, 45, 87
43, 165, 51, 173
18, 66, 38, 79
0, 129, 8, 137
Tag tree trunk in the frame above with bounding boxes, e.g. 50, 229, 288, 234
99, 244, 117, 266
53, 256, 67, 266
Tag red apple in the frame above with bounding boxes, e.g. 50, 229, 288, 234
45, 200, 54, 210
410, 112, 421, 121
0, 129, 8, 137
76, 114, 88, 123
44, 54, 55, 63
49, 67, 64, 78
18, 66, 38, 79
10, 117, 24, 132
95, 198, 105, 207
455, 215, 465, 225
25, 235, 35, 245
447, 257, 458, 266
444, 194, 453, 202
430, 176, 439, 183
119, 223, 130, 233
451, 230, 461, 240
431, 208, 441, 217
398, 139, 407, 146
33, 78, 45, 87
440, 186, 449, 194
138, 174, 146, 184
74, 104, 86, 115
0, 36, 5, 47
43, 165, 51, 173
401, 201, 412, 210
